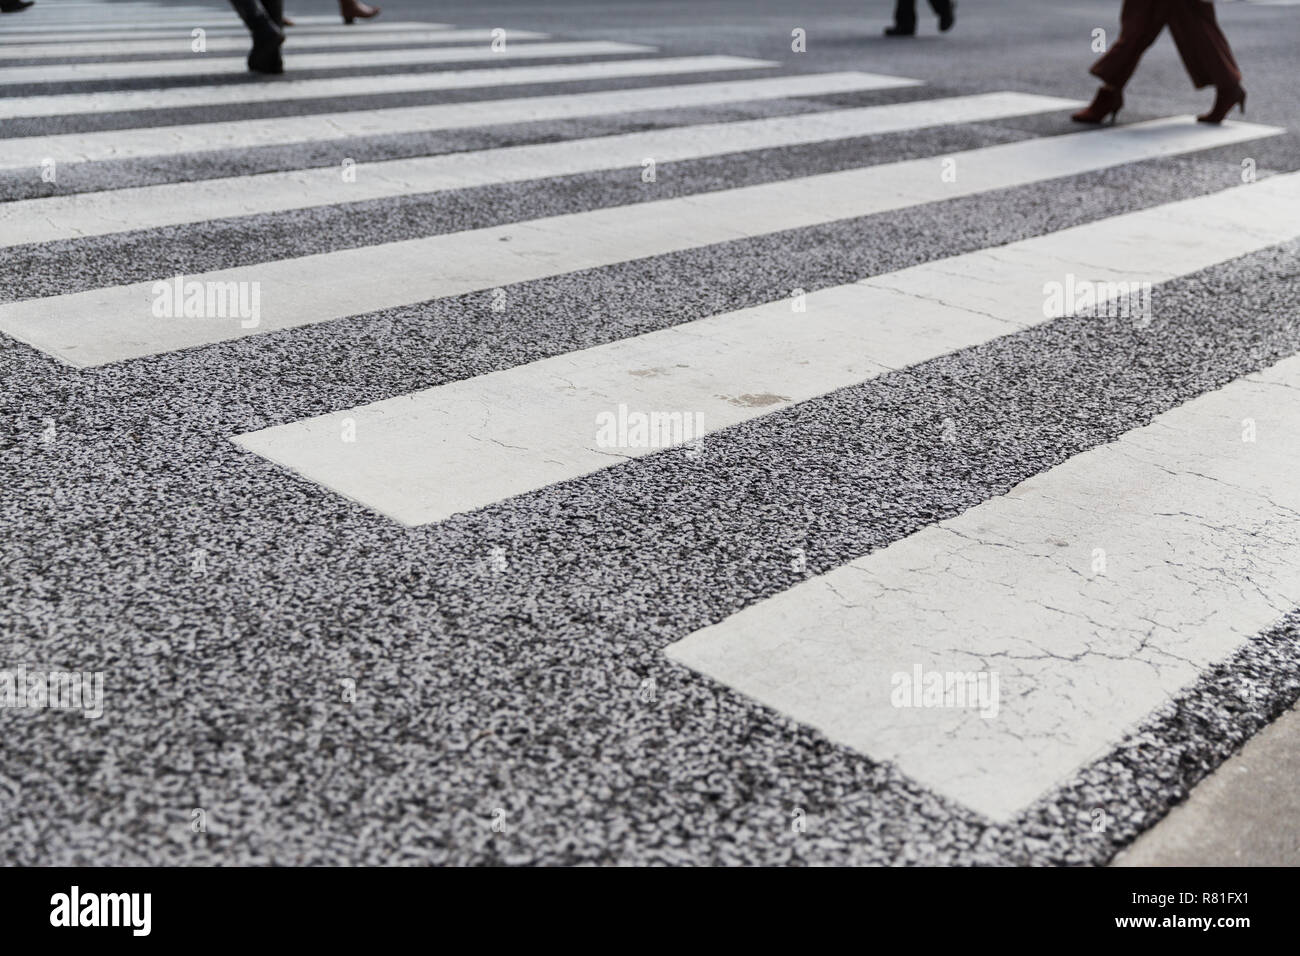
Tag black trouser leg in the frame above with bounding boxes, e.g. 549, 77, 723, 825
226, 0, 282, 42
261, 0, 285, 27
893, 0, 917, 31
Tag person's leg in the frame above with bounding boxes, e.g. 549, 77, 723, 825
1168, 0, 1246, 122
886, 0, 918, 35
226, 0, 284, 74
927, 0, 955, 32
339, 0, 381, 24
261, 0, 284, 27
1167, 0, 1242, 89
1089, 0, 1172, 90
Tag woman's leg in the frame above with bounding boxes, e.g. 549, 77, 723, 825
226, 0, 284, 73
890, 0, 918, 33
1089, 0, 1172, 90
1167, 0, 1242, 89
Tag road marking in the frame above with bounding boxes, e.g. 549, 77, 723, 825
0, 55, 775, 120
0, 15, 373, 31
0, 71, 915, 168
229, 169, 1300, 527
0, 118, 1278, 369
0, 92, 1079, 248
0, 29, 546, 60
0, 23, 454, 44
667, 351, 1300, 822
0, 40, 656, 85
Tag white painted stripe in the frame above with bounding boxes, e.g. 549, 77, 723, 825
0, 93, 1080, 248
0, 118, 1279, 369
0, 40, 655, 85
668, 351, 1300, 821
0, 71, 913, 168
0, 29, 546, 59
0, 23, 451, 43
0, 55, 774, 120
228, 169, 1300, 527
0, 15, 307, 31
0, 15, 361, 30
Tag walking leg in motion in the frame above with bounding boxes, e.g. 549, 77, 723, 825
340, 0, 381, 24
885, 0, 919, 36
1073, 0, 1171, 124
1167, 0, 1246, 123
228, 0, 286, 74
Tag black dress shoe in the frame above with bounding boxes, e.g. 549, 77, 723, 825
883, 24, 915, 36
936, 0, 956, 32
248, 41, 284, 74
0, 0, 37, 12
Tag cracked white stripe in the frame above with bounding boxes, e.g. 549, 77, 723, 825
229, 170, 1300, 528
667, 352, 1300, 822
0, 116, 1277, 368
0, 92, 1078, 248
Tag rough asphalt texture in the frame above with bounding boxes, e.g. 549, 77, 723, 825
1, 0, 1299, 864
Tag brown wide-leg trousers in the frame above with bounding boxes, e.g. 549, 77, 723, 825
1091, 0, 1242, 90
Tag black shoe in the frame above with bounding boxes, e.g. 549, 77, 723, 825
0, 0, 36, 12
248, 41, 284, 74
247, 24, 285, 74
883, 24, 915, 36
936, 0, 956, 32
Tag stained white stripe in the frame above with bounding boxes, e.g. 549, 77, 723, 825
668, 350, 1300, 821
0, 55, 774, 120
0, 40, 655, 85
0, 71, 913, 168
228, 169, 1300, 527
0, 29, 546, 59
0, 23, 452, 44
0, 118, 1279, 369
0, 92, 1080, 248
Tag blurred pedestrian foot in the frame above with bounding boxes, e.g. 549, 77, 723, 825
884, 1, 953, 37
228, 0, 286, 74
340, 0, 380, 23
248, 32, 285, 73
1072, 84, 1124, 124
937, 0, 956, 32
281, 15, 295, 25
1197, 83, 1246, 124
0, 0, 36, 12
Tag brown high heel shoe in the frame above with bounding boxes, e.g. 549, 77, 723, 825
339, 0, 379, 24
1071, 85, 1123, 125
1198, 85, 1246, 125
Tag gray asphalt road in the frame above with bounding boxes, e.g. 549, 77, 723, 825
1, 0, 1298, 865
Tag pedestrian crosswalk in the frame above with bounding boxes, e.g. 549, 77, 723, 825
0, 40, 655, 85
4, 0, 1298, 830
0, 72, 913, 167
2, 92, 1077, 248
232, 168, 1300, 530
0, 28, 546, 60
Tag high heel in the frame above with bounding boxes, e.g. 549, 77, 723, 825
1198, 85, 1246, 124
339, 0, 379, 24
1071, 85, 1123, 125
